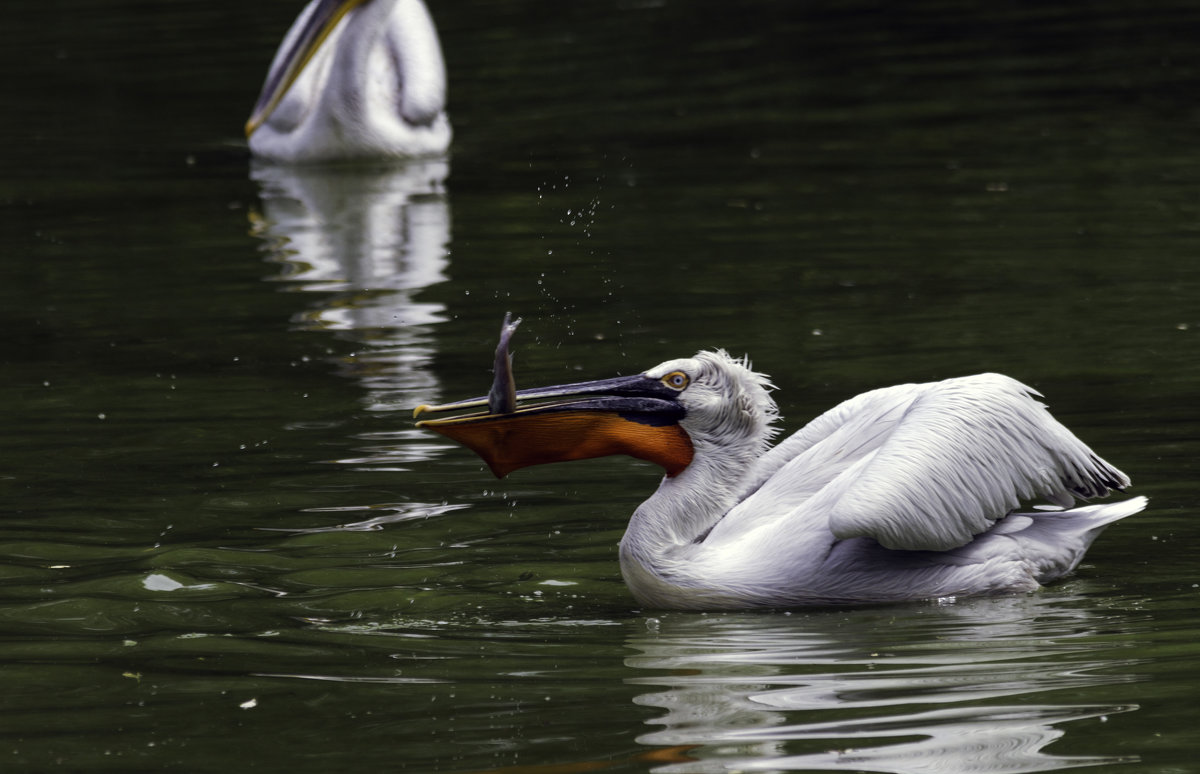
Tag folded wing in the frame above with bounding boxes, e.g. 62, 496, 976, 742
726, 374, 1128, 551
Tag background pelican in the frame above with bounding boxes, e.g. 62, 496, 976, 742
247, 0, 451, 163
416, 349, 1146, 609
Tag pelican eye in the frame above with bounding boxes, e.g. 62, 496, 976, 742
661, 371, 690, 390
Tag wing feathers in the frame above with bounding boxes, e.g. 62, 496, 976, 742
825, 373, 1128, 550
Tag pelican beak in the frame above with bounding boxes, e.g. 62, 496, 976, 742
245, 0, 370, 137
414, 375, 694, 478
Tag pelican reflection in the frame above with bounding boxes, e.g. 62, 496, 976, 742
625, 595, 1138, 773
249, 160, 450, 425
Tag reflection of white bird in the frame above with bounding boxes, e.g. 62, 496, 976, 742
626, 601, 1135, 771
416, 349, 1146, 609
247, 0, 450, 163
250, 160, 450, 412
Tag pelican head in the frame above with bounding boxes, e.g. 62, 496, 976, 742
414, 351, 777, 479
247, 0, 451, 163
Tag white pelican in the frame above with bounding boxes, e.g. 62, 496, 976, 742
415, 346, 1145, 609
246, 0, 450, 163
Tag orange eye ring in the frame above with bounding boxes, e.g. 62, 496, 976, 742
662, 371, 689, 390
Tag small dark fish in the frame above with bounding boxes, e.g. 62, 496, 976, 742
487, 312, 522, 414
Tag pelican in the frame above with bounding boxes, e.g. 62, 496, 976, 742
246, 0, 451, 163
415, 346, 1145, 609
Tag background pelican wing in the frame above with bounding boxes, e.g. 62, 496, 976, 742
248, 0, 451, 162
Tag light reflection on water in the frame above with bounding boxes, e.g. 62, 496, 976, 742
249, 161, 452, 415
626, 596, 1140, 773
264, 501, 470, 534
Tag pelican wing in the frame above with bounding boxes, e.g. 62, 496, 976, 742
736, 374, 1129, 551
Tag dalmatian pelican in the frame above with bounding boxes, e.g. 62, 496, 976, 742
415, 340, 1145, 609
246, 0, 450, 162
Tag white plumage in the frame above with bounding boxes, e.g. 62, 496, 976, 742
417, 348, 1145, 609
618, 352, 1143, 608
247, 0, 451, 163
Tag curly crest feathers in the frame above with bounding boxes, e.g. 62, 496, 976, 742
687, 350, 781, 457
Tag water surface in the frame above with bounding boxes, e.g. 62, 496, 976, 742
1, 1, 1198, 771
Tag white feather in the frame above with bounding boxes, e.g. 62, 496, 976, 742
249, 0, 451, 163
617, 352, 1144, 608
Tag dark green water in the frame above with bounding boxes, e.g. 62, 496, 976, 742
2, 1, 1199, 771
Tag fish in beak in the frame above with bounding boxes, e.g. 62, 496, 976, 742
487, 312, 522, 414
414, 316, 693, 478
